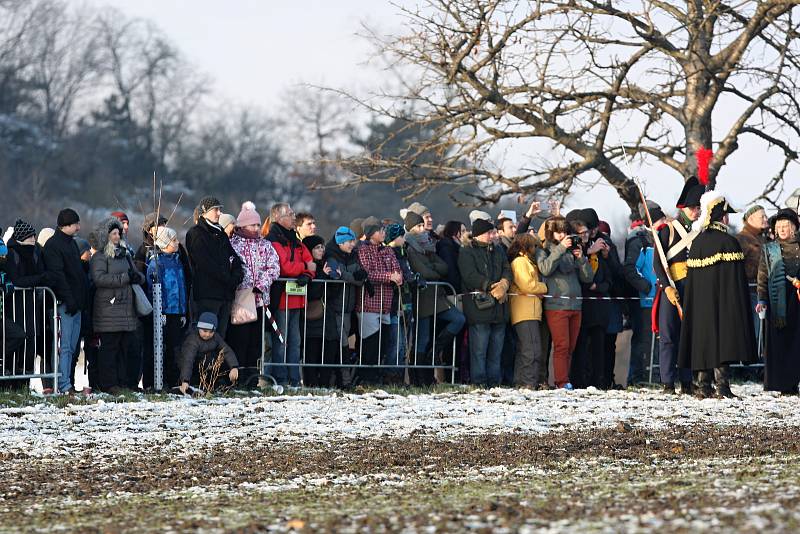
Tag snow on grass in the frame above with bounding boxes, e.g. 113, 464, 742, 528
0, 384, 796, 459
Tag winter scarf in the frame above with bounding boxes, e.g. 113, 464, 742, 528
405, 231, 436, 255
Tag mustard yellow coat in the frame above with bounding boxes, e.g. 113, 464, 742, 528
509, 254, 548, 324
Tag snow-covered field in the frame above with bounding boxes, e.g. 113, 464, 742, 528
2, 384, 799, 532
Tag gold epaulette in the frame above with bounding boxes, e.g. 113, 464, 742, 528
668, 262, 688, 281
686, 251, 745, 268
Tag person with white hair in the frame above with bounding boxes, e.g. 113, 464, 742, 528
146, 227, 192, 389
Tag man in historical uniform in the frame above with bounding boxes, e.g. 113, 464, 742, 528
653, 177, 705, 394
678, 191, 758, 398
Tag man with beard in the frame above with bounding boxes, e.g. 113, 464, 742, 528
653, 177, 705, 394
678, 191, 758, 398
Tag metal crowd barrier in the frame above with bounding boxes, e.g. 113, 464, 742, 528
1, 286, 59, 387
260, 278, 461, 384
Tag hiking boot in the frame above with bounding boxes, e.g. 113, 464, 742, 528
714, 384, 739, 399
662, 383, 677, 395
680, 382, 693, 395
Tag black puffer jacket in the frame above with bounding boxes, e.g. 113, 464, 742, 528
185, 217, 243, 302
43, 229, 90, 313
317, 239, 364, 343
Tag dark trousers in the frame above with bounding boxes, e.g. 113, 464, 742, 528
603, 333, 618, 388
356, 326, 386, 386
195, 299, 232, 338
657, 281, 692, 386
572, 325, 606, 388
303, 337, 340, 388
513, 320, 542, 387
629, 307, 657, 384
501, 323, 517, 386
98, 331, 137, 391
538, 318, 551, 385
226, 307, 263, 369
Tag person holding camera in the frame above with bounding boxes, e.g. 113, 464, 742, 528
536, 216, 594, 389
458, 219, 513, 387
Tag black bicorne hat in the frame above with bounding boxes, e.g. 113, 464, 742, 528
676, 177, 706, 209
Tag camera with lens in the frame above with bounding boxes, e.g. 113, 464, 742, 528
566, 234, 583, 250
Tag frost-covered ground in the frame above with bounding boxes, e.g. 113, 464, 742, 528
1, 383, 799, 532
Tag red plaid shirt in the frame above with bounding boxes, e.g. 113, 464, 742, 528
356, 241, 400, 314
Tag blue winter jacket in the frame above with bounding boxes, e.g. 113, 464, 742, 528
635, 247, 657, 308
147, 253, 187, 315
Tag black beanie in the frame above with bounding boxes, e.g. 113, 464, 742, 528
362, 216, 382, 240
12, 219, 36, 242
472, 218, 494, 238
302, 235, 325, 253
403, 211, 424, 230
580, 208, 600, 229
57, 208, 80, 228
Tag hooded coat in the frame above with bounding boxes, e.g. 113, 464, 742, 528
90, 218, 142, 333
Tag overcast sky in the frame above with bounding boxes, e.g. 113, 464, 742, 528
88, 0, 799, 224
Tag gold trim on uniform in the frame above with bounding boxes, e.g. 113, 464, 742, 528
668, 261, 688, 281
686, 251, 745, 268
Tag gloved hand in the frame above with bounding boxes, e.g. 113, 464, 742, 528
414, 272, 427, 289
489, 279, 510, 303
664, 286, 680, 307
296, 274, 312, 287
127, 268, 138, 284
353, 269, 368, 282
252, 287, 262, 294
364, 279, 375, 298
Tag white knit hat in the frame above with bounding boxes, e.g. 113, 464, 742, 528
154, 227, 178, 250
468, 210, 492, 225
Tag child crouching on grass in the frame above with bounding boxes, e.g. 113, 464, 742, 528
179, 312, 239, 394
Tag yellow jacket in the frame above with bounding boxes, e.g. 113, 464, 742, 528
510, 254, 548, 324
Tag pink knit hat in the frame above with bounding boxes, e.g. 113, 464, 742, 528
236, 201, 261, 227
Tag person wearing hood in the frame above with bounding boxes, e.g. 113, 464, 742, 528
43, 208, 90, 394
146, 227, 193, 388
265, 202, 315, 387
226, 202, 280, 375
3, 219, 59, 385
90, 217, 145, 394
185, 196, 244, 339
458, 219, 513, 387
677, 191, 757, 399
405, 213, 465, 385
316, 227, 368, 387
757, 208, 800, 394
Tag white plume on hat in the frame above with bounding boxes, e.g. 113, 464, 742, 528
693, 190, 726, 232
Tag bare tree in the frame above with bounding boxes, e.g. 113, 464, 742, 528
95, 9, 208, 170
339, 0, 800, 211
